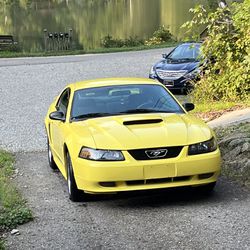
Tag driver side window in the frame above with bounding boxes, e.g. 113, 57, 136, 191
57, 88, 70, 114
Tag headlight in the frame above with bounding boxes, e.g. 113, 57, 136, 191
184, 68, 201, 80
188, 137, 217, 155
149, 66, 156, 76
79, 147, 125, 161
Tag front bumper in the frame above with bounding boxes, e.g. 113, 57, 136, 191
149, 74, 193, 91
72, 146, 221, 194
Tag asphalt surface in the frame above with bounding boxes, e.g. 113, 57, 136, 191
1, 50, 249, 249
0, 48, 177, 152
7, 153, 250, 250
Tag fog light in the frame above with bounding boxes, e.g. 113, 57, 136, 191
99, 182, 116, 187
198, 173, 214, 179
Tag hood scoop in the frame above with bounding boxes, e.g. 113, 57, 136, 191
123, 119, 163, 126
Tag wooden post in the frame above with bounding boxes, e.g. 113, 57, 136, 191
43, 29, 47, 52
69, 28, 73, 50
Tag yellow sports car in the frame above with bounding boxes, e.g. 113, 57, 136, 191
45, 78, 221, 201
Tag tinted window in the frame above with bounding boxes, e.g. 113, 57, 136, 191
57, 89, 70, 113
71, 84, 184, 120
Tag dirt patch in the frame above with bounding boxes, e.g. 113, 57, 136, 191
215, 122, 250, 186
196, 105, 246, 122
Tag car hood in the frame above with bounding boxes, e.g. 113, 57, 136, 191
155, 60, 199, 72
71, 113, 212, 150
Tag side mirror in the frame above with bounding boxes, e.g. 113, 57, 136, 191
162, 53, 167, 59
49, 111, 65, 121
182, 103, 195, 112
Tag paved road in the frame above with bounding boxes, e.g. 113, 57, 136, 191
0, 48, 180, 152
1, 50, 249, 250
7, 153, 250, 250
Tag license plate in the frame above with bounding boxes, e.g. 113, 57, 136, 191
144, 164, 176, 179
163, 80, 174, 86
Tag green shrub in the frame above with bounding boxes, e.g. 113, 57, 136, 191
101, 35, 124, 48
145, 37, 163, 46
0, 238, 4, 250
101, 35, 143, 48
101, 26, 173, 48
0, 206, 32, 229
0, 240, 4, 250
145, 25, 173, 46
0, 150, 33, 231
182, 1, 250, 102
152, 25, 172, 42
123, 36, 144, 47
0, 43, 22, 53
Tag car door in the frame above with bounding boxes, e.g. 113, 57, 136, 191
50, 88, 71, 166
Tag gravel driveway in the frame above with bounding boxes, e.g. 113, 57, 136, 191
0, 48, 177, 152
1, 50, 249, 250
7, 153, 250, 250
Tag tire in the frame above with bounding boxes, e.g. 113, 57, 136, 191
47, 139, 57, 170
66, 152, 83, 202
196, 182, 216, 195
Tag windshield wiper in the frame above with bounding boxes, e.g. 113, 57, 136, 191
168, 58, 196, 62
120, 109, 172, 114
71, 113, 111, 120
178, 58, 196, 62
167, 58, 175, 62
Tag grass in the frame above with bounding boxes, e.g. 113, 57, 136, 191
0, 41, 178, 58
189, 98, 250, 122
0, 240, 4, 250
0, 150, 32, 249
192, 100, 250, 113
86, 42, 178, 54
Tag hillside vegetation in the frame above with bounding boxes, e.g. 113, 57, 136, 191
182, 0, 250, 103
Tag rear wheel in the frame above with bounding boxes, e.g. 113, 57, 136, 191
47, 139, 57, 170
66, 152, 83, 202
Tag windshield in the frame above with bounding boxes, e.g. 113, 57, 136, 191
71, 84, 184, 121
167, 44, 201, 61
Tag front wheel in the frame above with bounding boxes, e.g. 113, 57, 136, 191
47, 139, 57, 170
66, 153, 83, 202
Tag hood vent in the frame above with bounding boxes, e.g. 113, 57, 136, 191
123, 119, 163, 126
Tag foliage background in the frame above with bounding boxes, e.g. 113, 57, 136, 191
0, 0, 204, 52
182, 0, 250, 102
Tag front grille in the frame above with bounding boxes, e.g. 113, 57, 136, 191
156, 69, 187, 80
126, 176, 191, 186
128, 146, 183, 160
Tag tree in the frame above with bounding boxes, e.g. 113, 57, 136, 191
182, 0, 250, 102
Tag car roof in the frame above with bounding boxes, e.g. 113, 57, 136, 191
68, 78, 161, 91
178, 42, 202, 46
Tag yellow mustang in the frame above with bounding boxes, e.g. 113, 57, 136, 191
45, 78, 221, 201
